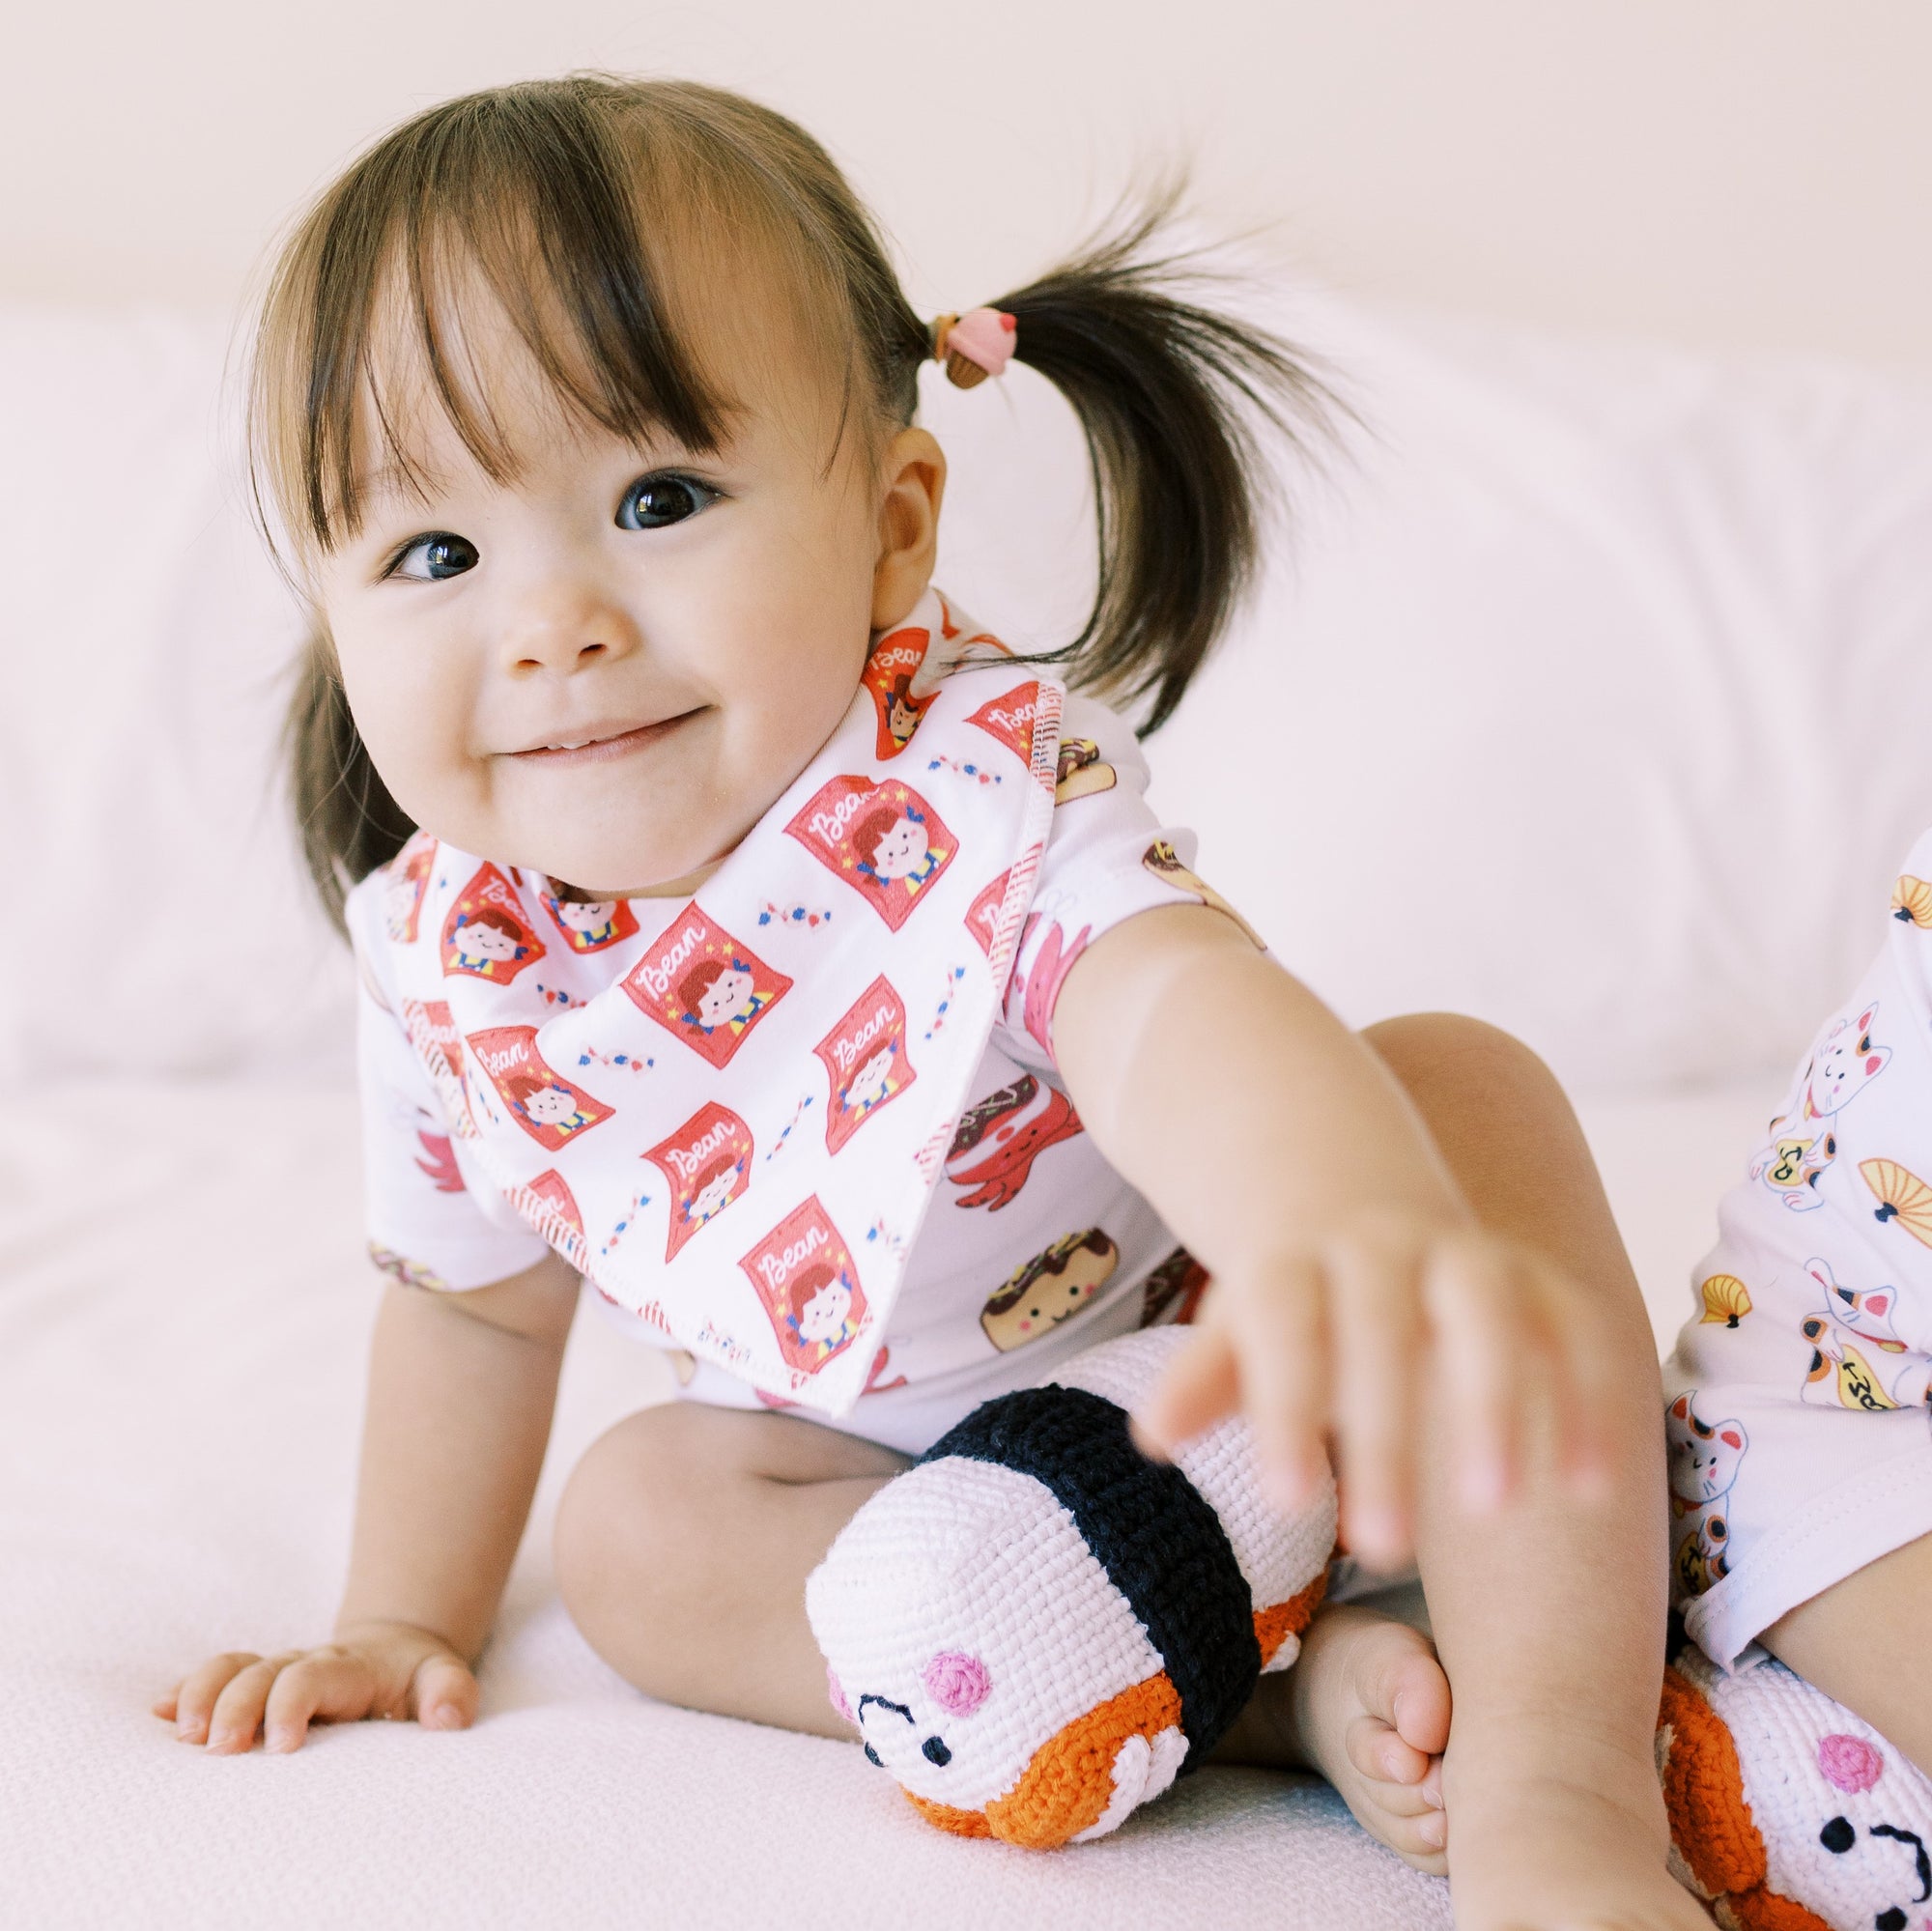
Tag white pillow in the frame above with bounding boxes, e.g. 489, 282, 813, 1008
929, 298, 1932, 1094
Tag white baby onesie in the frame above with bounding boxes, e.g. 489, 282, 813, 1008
349, 589, 1240, 1454
1666, 830, 1932, 1668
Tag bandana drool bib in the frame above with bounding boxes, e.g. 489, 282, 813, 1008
378, 592, 1064, 1417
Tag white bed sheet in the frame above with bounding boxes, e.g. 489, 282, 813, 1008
0, 1074, 1767, 1929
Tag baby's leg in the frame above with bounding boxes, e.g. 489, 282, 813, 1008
553, 1402, 907, 1735
1355, 1014, 1709, 1930
1762, 1533, 1932, 1774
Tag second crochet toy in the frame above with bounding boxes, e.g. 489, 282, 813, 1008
806, 1325, 1337, 1848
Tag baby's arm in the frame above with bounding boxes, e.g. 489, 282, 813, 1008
1052, 903, 1622, 1568
157, 1251, 580, 1753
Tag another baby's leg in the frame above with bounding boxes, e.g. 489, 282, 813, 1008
554, 1403, 907, 1735
1361, 1014, 1709, 1930
1761, 1534, 1932, 1774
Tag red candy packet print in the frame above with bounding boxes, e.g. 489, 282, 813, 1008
384, 833, 438, 943
441, 864, 546, 983
540, 892, 640, 954
645, 1101, 754, 1261
966, 681, 1044, 769
964, 869, 1011, 958
862, 624, 935, 758
619, 904, 792, 1070
466, 1025, 613, 1151
524, 1168, 585, 1241
814, 976, 915, 1154
786, 775, 956, 932
739, 1198, 867, 1378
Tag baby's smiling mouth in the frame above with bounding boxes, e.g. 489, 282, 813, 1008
505, 707, 708, 768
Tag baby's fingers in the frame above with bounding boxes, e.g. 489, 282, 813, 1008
262, 1652, 378, 1754
1132, 1321, 1239, 1459
207, 1653, 303, 1754
1328, 1240, 1424, 1569
408, 1651, 479, 1734
166, 1652, 263, 1745
1219, 1256, 1331, 1515
1422, 1239, 1525, 1513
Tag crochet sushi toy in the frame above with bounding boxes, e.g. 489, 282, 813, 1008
806, 1326, 1337, 1849
1659, 1639, 1932, 1930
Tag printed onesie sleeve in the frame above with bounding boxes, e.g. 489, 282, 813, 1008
998, 690, 1265, 1073
349, 878, 553, 1292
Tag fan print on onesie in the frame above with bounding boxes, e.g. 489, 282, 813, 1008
465, 1027, 613, 1151
862, 622, 937, 757
620, 905, 792, 1069
384, 832, 437, 943
786, 776, 956, 930
441, 863, 547, 983
646, 1103, 754, 1260
540, 892, 639, 954
814, 978, 915, 1154
740, 1199, 868, 1380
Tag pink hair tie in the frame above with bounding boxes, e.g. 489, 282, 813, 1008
931, 308, 1016, 389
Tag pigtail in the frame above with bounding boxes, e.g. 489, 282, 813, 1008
286, 638, 416, 935
984, 186, 1338, 731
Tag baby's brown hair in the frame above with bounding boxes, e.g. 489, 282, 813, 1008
254, 76, 1332, 929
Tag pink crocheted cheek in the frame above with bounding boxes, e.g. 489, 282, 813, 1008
921, 1651, 991, 1718
1817, 1733, 1884, 1794
826, 1664, 855, 1725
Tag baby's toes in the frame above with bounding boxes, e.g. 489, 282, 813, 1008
1347, 1709, 1432, 1786
1359, 1785, 1448, 1873
1382, 1645, 1452, 1760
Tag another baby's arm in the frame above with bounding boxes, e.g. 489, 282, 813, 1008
156, 1251, 580, 1753
1051, 903, 1622, 1568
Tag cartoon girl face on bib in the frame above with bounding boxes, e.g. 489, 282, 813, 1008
683, 959, 760, 1034
687, 1156, 740, 1230
505, 1074, 591, 1135
554, 899, 617, 944
846, 1043, 897, 1117
790, 1264, 856, 1353
451, 910, 529, 971
855, 807, 929, 885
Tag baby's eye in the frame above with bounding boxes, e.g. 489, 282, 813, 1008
617, 472, 720, 531
390, 532, 479, 582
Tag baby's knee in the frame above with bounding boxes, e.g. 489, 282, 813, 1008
554, 1405, 720, 1661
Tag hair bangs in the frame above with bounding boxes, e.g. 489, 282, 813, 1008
256, 81, 738, 556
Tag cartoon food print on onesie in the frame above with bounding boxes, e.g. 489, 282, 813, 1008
1659, 1641, 1932, 1931
645, 1102, 753, 1261
1138, 1247, 1211, 1328
1799, 1257, 1932, 1411
441, 863, 547, 982
739, 1197, 868, 1382
1053, 737, 1117, 804
1749, 1003, 1891, 1210
785, 775, 957, 930
618, 904, 791, 1070
1667, 1392, 1749, 1598
464, 1026, 614, 1151
944, 1073, 1083, 1211
539, 892, 639, 953
384, 831, 437, 943
807, 1326, 1338, 1850
980, 1230, 1120, 1351
813, 977, 915, 1154
1141, 839, 1266, 950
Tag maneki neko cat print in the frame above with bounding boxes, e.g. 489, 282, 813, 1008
349, 592, 1261, 1436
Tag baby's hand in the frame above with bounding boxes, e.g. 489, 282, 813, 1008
1133, 1212, 1619, 1572
154, 1620, 477, 1754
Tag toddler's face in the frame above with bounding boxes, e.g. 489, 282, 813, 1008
315, 269, 942, 895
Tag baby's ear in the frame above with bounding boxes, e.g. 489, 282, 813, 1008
869, 428, 947, 633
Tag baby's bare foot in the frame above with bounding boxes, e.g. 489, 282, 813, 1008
1282, 1604, 1453, 1872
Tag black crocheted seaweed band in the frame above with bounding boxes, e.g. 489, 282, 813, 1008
919, 1382, 1261, 1767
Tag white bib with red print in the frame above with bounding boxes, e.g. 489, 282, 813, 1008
378, 592, 1063, 1417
